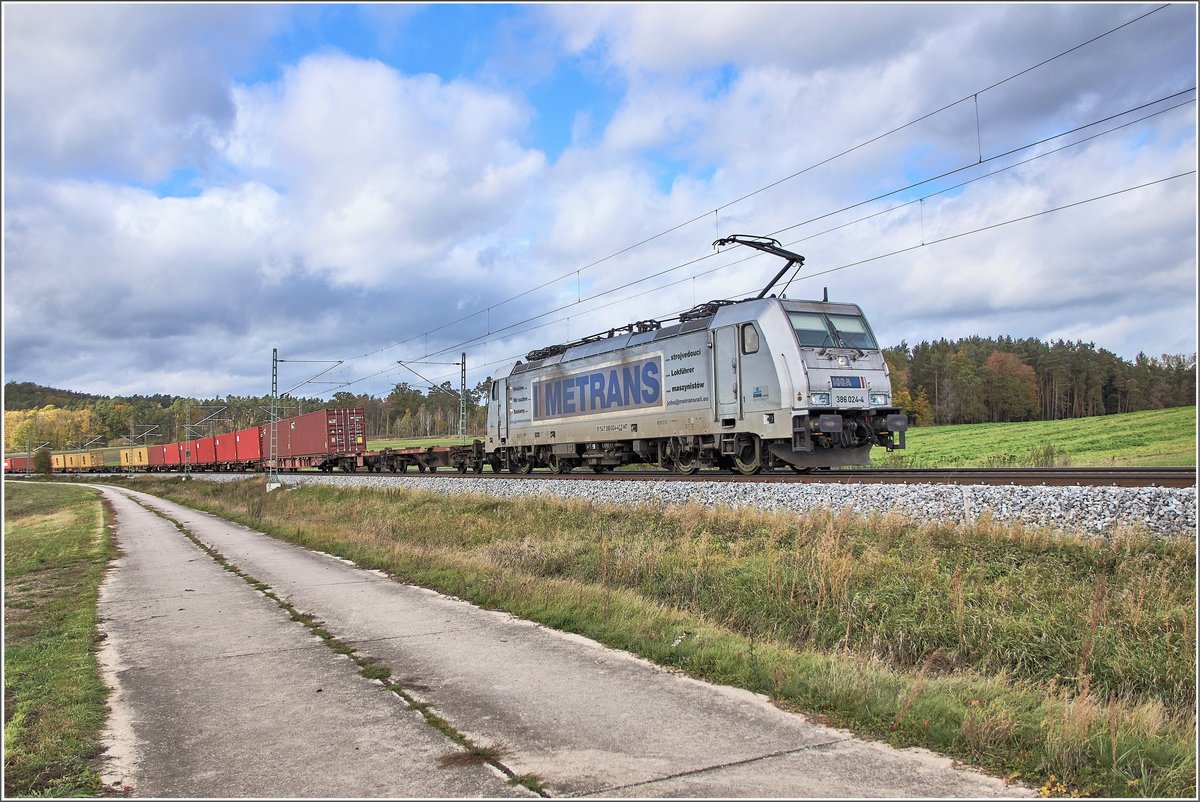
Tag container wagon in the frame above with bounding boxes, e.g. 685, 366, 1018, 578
267, 407, 367, 472
3, 455, 34, 473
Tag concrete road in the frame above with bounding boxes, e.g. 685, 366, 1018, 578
94, 484, 1030, 799
94, 485, 528, 798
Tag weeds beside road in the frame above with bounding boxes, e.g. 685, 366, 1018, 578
3, 482, 113, 797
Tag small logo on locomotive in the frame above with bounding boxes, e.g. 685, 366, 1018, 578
533, 355, 663, 420
831, 375, 865, 389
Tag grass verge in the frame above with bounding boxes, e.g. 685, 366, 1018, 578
4, 482, 113, 797
102, 475, 1195, 797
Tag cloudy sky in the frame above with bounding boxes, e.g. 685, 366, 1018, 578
3, 2, 1197, 400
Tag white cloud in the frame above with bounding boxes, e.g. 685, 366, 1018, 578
220, 53, 547, 287
3, 3, 281, 182
544, 3, 956, 76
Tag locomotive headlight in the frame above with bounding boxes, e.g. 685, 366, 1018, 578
810, 392, 831, 406
869, 392, 890, 406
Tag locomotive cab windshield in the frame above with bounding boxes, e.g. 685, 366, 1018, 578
787, 310, 879, 351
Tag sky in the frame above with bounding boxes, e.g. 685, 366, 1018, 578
3, 2, 1197, 401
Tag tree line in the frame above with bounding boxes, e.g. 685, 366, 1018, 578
884, 337, 1195, 425
4, 335, 1196, 450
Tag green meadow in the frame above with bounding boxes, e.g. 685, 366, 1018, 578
873, 407, 1195, 468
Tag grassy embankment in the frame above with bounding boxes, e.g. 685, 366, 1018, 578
3, 482, 113, 797
872, 406, 1196, 468
110, 474, 1195, 798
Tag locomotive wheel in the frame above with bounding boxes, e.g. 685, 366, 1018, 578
673, 453, 699, 475
457, 463, 469, 474
733, 435, 762, 475
549, 455, 571, 474
511, 454, 533, 474
473, 461, 484, 474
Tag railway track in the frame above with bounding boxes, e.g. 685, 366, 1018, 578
199, 466, 1195, 488
49, 466, 1195, 488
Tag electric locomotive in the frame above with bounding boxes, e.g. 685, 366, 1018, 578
483, 235, 908, 474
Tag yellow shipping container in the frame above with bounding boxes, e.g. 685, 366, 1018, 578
120, 448, 149, 469
51, 453, 65, 470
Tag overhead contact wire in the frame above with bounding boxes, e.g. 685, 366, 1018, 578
336, 4, 1172, 368
401, 170, 1195, 389
337, 93, 1194, 386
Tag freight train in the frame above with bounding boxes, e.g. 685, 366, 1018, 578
4, 236, 907, 477
4, 408, 375, 475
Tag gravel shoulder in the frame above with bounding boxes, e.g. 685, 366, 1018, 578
175, 472, 1196, 538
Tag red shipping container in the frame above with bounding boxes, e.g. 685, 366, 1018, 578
164, 443, 182, 466
148, 445, 167, 467
234, 427, 262, 462
214, 434, 237, 463
184, 438, 216, 467
275, 408, 366, 458
5, 456, 33, 472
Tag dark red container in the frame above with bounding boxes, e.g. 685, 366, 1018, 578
4, 455, 32, 472
184, 438, 216, 467
275, 408, 366, 457
214, 433, 237, 463
234, 427, 262, 462
148, 445, 167, 468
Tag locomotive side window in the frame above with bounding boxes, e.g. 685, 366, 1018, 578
827, 314, 878, 350
741, 324, 760, 354
788, 312, 834, 347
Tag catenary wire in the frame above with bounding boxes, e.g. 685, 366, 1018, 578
335, 3, 1174, 368
320, 169, 1195, 395
311, 90, 1195, 394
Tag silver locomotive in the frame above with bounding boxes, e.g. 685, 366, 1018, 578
484, 235, 908, 474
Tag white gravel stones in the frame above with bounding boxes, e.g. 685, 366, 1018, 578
171, 473, 1197, 539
